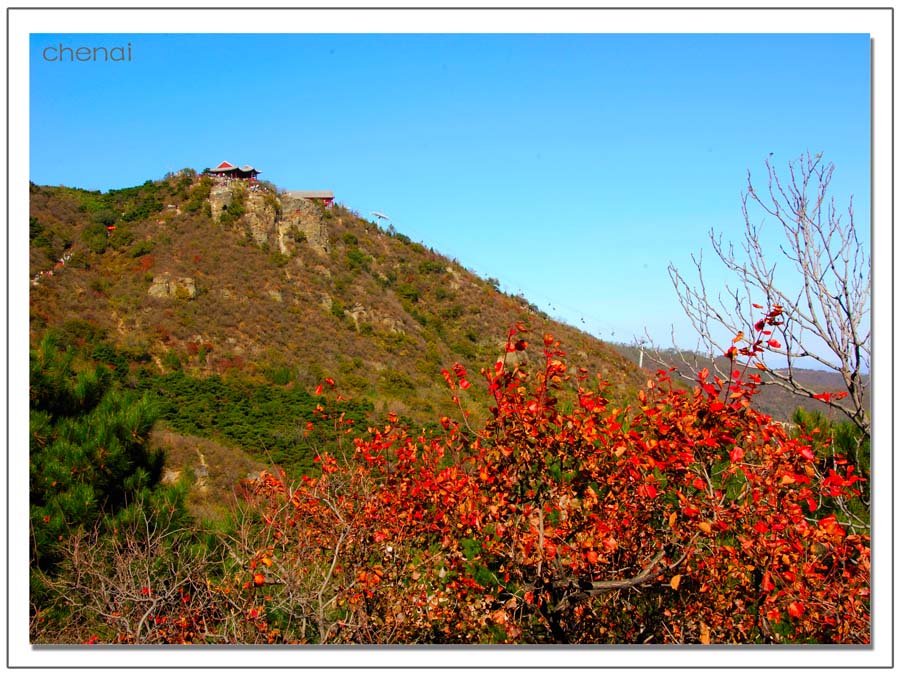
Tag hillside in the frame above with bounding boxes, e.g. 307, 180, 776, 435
29, 171, 646, 488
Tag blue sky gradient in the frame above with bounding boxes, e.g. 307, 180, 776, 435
30, 33, 871, 348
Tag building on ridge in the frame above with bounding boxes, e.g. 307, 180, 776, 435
286, 190, 335, 208
204, 161, 261, 183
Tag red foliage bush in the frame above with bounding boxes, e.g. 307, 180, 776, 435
236, 316, 869, 644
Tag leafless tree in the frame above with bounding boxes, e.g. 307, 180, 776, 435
663, 152, 870, 438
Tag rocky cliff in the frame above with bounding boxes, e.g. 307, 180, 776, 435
210, 182, 331, 256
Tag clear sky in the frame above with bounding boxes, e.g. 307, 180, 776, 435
29, 32, 871, 350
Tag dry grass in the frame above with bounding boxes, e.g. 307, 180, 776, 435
151, 426, 268, 523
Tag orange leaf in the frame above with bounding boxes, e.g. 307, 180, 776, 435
698, 522, 712, 534
700, 622, 711, 644
670, 574, 682, 590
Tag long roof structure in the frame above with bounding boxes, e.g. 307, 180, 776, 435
206, 161, 261, 176
286, 190, 334, 199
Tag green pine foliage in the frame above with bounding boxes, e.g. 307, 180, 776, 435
791, 407, 870, 528
138, 370, 373, 477
29, 334, 167, 572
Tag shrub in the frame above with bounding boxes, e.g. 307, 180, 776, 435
418, 260, 445, 275
345, 247, 370, 272
379, 369, 415, 396
396, 283, 419, 303
81, 223, 109, 254
185, 177, 213, 214
234, 315, 869, 644
130, 240, 155, 258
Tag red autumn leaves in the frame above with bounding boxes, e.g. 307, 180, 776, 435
232, 315, 868, 644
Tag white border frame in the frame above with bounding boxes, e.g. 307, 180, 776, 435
6, 3, 893, 670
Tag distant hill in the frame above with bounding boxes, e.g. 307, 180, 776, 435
611, 343, 869, 425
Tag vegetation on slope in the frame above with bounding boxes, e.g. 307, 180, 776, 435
29, 171, 646, 483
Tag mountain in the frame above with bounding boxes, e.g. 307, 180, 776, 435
29, 171, 647, 505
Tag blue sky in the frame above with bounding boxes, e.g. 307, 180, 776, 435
29, 32, 871, 349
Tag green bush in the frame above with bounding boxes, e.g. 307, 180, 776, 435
345, 247, 370, 272
129, 239, 155, 257
379, 369, 415, 396
81, 223, 109, 254
396, 283, 419, 303
138, 370, 372, 477
418, 259, 445, 274
185, 177, 213, 213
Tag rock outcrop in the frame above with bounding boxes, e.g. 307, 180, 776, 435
345, 303, 407, 335
243, 192, 278, 247
148, 274, 197, 300
208, 183, 233, 221
279, 192, 330, 255
209, 184, 331, 256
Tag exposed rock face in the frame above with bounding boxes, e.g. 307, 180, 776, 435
244, 192, 278, 247
208, 183, 233, 221
279, 193, 331, 255
207, 184, 330, 256
346, 303, 406, 335
148, 274, 197, 300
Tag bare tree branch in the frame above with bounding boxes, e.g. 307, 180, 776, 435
660, 152, 870, 438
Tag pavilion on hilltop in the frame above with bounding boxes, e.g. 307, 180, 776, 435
204, 161, 261, 183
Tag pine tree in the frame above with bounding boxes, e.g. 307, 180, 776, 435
29, 333, 164, 571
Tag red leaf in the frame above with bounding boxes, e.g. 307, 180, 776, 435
637, 484, 658, 499
767, 339, 782, 349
